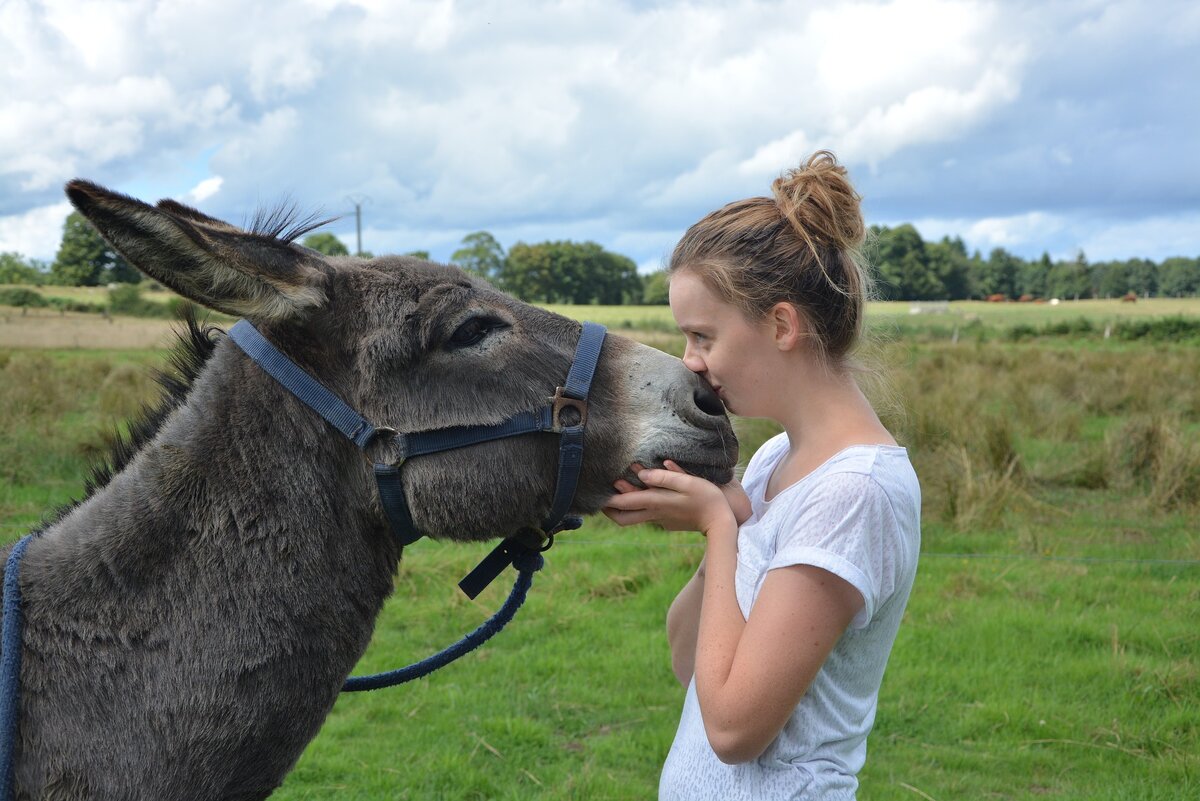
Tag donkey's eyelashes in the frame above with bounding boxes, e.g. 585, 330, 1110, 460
446, 315, 510, 350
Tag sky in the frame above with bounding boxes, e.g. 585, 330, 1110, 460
1, 0, 1198, 274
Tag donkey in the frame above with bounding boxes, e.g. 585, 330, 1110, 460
0, 181, 737, 800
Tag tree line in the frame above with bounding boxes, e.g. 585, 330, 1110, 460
3, 213, 1198, 303
870, 224, 1200, 300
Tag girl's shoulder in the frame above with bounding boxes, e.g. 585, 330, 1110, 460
764, 442, 918, 512
743, 432, 791, 479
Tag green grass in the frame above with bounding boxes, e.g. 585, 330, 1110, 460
2, 315, 1199, 800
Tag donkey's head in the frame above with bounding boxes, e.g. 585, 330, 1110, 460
65, 180, 737, 542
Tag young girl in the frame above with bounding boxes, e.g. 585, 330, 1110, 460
603, 151, 920, 800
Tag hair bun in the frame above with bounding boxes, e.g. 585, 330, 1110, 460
771, 150, 865, 255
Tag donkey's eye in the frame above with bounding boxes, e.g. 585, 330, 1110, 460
448, 316, 507, 349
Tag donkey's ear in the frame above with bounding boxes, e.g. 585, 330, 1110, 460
65, 180, 328, 322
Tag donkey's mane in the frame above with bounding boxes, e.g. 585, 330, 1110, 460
33, 309, 222, 534
246, 201, 337, 244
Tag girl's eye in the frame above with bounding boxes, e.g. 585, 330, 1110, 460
448, 316, 507, 349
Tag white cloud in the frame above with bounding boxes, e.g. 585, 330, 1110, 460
0, 0, 1196, 269
186, 176, 224, 204
0, 201, 72, 260
836, 66, 1022, 167
1078, 212, 1200, 263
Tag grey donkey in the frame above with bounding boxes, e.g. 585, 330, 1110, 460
0, 181, 737, 800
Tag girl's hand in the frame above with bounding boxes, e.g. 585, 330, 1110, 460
603, 460, 735, 535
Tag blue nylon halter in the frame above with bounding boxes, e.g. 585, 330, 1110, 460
0, 321, 607, 794
226, 319, 607, 689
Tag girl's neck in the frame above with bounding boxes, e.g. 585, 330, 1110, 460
773, 362, 894, 458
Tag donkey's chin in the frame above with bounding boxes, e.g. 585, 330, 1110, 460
623, 459, 735, 488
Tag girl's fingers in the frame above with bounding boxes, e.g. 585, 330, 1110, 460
637, 468, 691, 492
612, 479, 638, 494
663, 460, 688, 474
602, 507, 653, 526
603, 491, 655, 511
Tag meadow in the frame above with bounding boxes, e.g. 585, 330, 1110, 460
1, 298, 1198, 800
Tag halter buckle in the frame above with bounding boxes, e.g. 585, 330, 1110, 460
363, 426, 406, 467
550, 387, 588, 432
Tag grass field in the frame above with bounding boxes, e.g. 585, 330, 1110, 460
2, 303, 1198, 800
5, 294, 1200, 350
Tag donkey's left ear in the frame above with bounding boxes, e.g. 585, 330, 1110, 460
65, 180, 329, 323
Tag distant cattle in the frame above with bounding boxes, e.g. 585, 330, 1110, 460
1121, 292, 1138, 302
986, 293, 1008, 303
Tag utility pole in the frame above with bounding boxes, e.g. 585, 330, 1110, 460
345, 194, 371, 256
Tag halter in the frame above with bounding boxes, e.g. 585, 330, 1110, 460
225, 319, 608, 688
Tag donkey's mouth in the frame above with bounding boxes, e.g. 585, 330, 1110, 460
622, 459, 735, 489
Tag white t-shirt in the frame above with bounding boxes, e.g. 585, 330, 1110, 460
659, 435, 921, 801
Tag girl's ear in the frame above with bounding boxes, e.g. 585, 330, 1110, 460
769, 302, 806, 351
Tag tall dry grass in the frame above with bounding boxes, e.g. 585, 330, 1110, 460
874, 343, 1200, 528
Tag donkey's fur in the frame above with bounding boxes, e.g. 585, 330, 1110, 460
1, 181, 736, 800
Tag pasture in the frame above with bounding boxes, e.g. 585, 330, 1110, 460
1, 298, 1198, 800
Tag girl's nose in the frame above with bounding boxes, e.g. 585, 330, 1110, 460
682, 343, 705, 374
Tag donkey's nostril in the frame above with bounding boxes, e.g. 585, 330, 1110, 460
693, 385, 725, 417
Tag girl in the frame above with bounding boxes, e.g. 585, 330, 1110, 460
603, 151, 920, 800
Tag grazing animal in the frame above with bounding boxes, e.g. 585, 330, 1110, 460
1, 181, 737, 800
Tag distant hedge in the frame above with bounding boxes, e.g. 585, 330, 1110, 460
0, 287, 48, 308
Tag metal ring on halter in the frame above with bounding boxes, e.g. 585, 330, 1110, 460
362, 426, 404, 467
550, 387, 588, 431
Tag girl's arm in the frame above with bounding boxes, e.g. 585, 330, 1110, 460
696, 518, 861, 763
604, 465, 863, 764
665, 557, 705, 687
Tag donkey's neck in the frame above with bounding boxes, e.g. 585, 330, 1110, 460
18, 340, 400, 800
39, 341, 396, 595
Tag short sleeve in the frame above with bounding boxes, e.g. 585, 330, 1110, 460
767, 472, 903, 629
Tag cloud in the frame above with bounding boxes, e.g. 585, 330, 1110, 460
909, 209, 1200, 262
0, 201, 71, 260
186, 176, 224, 204
0, 0, 1196, 267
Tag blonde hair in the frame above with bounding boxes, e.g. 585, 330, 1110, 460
668, 150, 872, 369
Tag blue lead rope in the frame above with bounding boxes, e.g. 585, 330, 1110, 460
343, 546, 543, 692
0, 534, 32, 798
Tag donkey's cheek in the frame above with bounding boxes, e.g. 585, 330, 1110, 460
401, 439, 559, 541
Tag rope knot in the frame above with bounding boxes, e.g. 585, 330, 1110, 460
511, 548, 545, 573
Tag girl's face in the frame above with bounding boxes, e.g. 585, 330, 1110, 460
669, 270, 777, 417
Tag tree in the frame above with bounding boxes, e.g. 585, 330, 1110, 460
1016, 252, 1052, 299
926, 236, 971, 300
104, 256, 142, 285
451, 231, 506, 282
1125, 258, 1157, 297
0, 252, 45, 285
976, 248, 1022, 300
301, 233, 350, 257
1047, 251, 1091, 300
1158, 257, 1200, 297
1095, 260, 1130, 299
642, 269, 670, 304
403, 250, 431, 260
51, 212, 109, 285
500, 240, 642, 304
49, 212, 137, 285
871, 224, 944, 300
